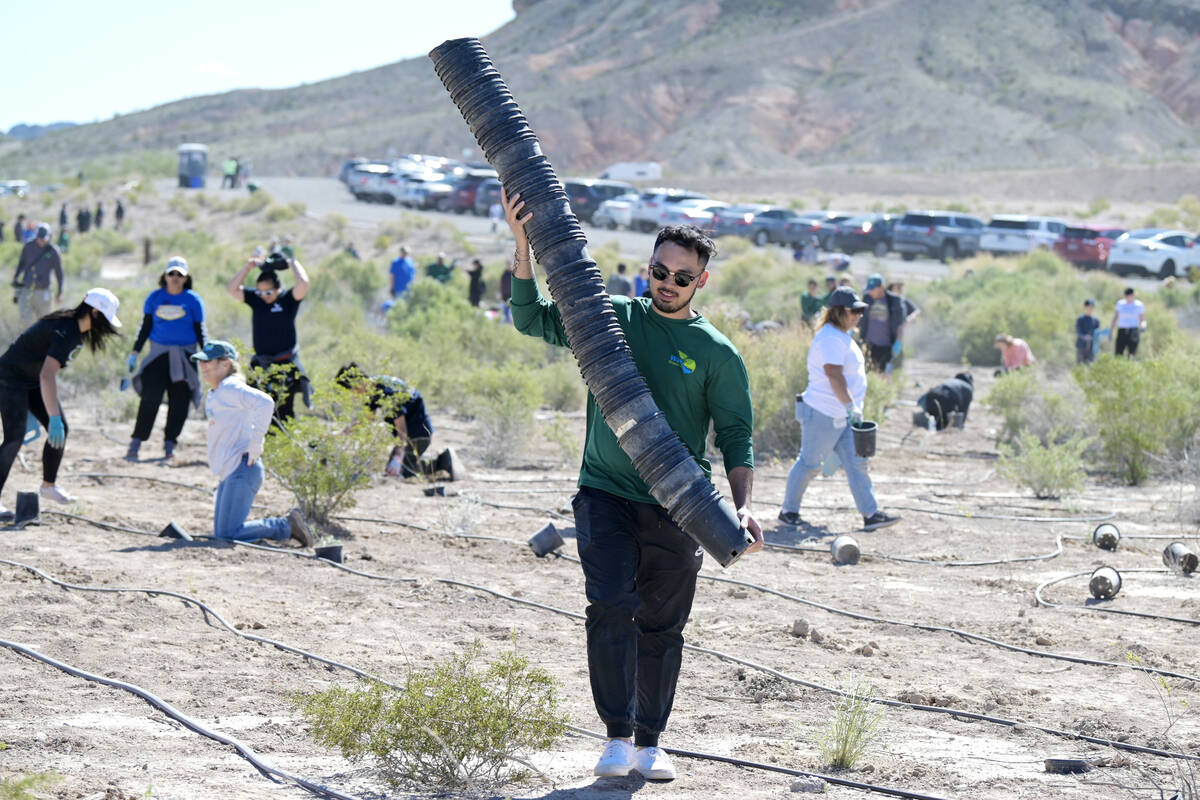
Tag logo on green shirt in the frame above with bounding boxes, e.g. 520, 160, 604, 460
669, 350, 696, 374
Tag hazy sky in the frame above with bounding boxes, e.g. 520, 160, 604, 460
1, 0, 516, 131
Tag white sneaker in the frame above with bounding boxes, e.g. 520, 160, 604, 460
635, 746, 676, 781
40, 485, 74, 504
593, 738, 636, 777
0, 503, 11, 520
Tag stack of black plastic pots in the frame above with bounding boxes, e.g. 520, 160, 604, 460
430, 38, 751, 567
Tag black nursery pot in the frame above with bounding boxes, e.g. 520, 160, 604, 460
314, 544, 344, 564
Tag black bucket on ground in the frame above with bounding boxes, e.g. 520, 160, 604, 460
314, 544, 344, 564
1089, 566, 1122, 600
430, 37, 752, 567
949, 411, 965, 429
14, 492, 39, 526
1091, 523, 1120, 551
851, 421, 877, 458
1163, 541, 1198, 575
528, 523, 564, 557
912, 410, 929, 428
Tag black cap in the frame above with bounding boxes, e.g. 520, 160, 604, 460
829, 286, 868, 311
35, 224, 50, 239
1084, 298, 1095, 306
1124, 287, 1135, 295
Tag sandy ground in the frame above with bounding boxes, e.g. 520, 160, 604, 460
1, 358, 1197, 800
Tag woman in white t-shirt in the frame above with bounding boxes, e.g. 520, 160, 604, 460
779, 287, 900, 532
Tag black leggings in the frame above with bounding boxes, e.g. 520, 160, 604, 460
0, 384, 68, 492
132, 354, 192, 443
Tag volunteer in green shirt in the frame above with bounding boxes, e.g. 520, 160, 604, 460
504, 187, 762, 783
801, 277, 825, 324
425, 252, 454, 283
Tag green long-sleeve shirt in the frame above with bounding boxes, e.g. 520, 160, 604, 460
511, 275, 754, 505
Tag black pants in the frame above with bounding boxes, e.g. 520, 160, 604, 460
1116, 328, 1140, 357
0, 384, 67, 491
132, 354, 192, 444
866, 343, 892, 372
389, 436, 433, 478
249, 358, 303, 426
571, 485, 703, 747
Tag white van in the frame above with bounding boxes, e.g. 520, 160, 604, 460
599, 162, 662, 181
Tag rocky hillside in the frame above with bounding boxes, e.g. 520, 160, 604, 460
3, 0, 1200, 179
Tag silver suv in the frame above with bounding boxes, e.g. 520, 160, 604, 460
892, 211, 985, 262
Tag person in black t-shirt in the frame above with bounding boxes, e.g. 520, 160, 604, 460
226, 252, 311, 424
335, 363, 461, 481
0, 289, 123, 515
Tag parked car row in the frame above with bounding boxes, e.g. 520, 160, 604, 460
337, 157, 1200, 276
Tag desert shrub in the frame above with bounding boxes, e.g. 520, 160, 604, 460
0, 772, 61, 800
239, 190, 271, 215
310, 251, 386, 307
296, 642, 565, 790
715, 235, 751, 257
731, 324, 811, 459
538, 356, 585, 411
817, 677, 883, 770
263, 381, 392, 523
465, 365, 541, 467
863, 370, 900, 424
1144, 206, 1182, 229
999, 431, 1090, 499
986, 368, 1090, 446
264, 203, 297, 223
88, 229, 136, 256
1075, 352, 1200, 484
708, 250, 817, 325
911, 251, 1140, 366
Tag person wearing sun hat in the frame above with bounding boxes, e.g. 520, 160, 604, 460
0, 288, 123, 513
126, 257, 208, 462
191, 339, 312, 546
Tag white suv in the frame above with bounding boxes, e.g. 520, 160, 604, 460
630, 188, 707, 233
1106, 229, 1200, 277
979, 215, 1067, 255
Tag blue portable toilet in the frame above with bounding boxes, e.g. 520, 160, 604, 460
177, 143, 208, 188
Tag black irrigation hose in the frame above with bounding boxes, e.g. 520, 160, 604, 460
72, 472, 214, 494
0, 638, 364, 800
1035, 570, 1200, 626
764, 535, 1070, 567
2, 559, 948, 800
887, 504, 1116, 524
18, 511, 1200, 762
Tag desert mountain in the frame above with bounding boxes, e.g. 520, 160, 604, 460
3, 0, 1200, 179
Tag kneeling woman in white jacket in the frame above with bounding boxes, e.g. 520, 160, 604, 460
192, 340, 313, 546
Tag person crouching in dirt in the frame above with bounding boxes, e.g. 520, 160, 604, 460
0, 289, 123, 513
503, 187, 763, 783
917, 372, 973, 431
226, 251, 311, 425
335, 363, 460, 481
994, 334, 1035, 374
192, 340, 313, 546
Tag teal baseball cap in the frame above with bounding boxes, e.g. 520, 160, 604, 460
191, 340, 238, 361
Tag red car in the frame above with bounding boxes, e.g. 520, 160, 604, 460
1054, 225, 1126, 269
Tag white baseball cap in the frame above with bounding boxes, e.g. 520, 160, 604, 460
83, 288, 122, 328
164, 256, 189, 276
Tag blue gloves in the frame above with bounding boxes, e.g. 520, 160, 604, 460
48, 415, 65, 449
891, 340, 903, 357
126, 353, 138, 373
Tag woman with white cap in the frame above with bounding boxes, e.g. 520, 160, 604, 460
0, 289, 123, 513
125, 257, 207, 461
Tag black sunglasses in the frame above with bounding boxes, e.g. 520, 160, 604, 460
649, 262, 699, 287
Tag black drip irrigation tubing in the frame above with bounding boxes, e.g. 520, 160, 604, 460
886, 504, 1116, 524
0, 559, 947, 800
16, 511, 1200, 763
0, 637, 365, 800
764, 534, 1073, 567
1035, 570, 1200, 626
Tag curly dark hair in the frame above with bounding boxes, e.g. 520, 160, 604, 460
653, 224, 718, 268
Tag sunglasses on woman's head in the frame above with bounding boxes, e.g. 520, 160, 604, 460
649, 262, 699, 287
